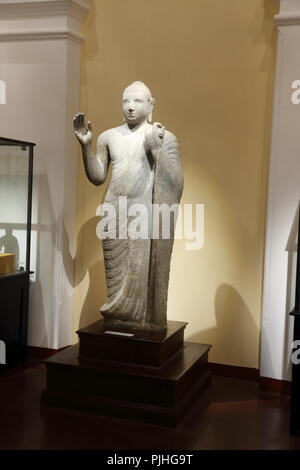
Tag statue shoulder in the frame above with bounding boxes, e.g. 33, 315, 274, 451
97, 129, 110, 143
97, 127, 119, 146
164, 129, 178, 142
163, 129, 180, 154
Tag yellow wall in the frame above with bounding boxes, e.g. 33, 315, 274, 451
73, 0, 277, 369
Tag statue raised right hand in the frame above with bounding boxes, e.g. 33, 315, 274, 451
73, 113, 93, 147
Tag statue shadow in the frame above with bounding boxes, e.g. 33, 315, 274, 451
61, 215, 106, 333
187, 283, 269, 400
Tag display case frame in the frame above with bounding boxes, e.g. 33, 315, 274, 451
0, 136, 34, 272
0, 136, 35, 367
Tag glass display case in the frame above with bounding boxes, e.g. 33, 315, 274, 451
0, 137, 34, 366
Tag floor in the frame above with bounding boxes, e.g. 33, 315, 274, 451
0, 359, 299, 450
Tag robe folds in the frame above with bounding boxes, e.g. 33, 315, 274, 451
100, 127, 184, 331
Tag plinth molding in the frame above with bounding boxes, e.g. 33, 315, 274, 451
0, 30, 85, 44
275, 13, 300, 27
273, 0, 300, 28
0, 0, 90, 44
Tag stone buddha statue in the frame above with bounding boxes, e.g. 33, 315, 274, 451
73, 81, 183, 331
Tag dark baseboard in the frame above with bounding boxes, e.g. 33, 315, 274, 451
208, 362, 259, 380
208, 362, 291, 395
259, 376, 291, 395
27, 345, 70, 360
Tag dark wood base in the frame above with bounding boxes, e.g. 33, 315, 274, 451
42, 320, 212, 427
77, 319, 187, 367
42, 342, 211, 427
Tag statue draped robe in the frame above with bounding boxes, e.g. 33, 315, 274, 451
100, 126, 184, 331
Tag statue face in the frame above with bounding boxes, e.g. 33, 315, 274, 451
122, 88, 151, 126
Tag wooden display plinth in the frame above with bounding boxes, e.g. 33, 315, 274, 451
78, 319, 187, 367
42, 320, 211, 427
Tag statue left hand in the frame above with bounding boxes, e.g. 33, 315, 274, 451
145, 122, 165, 163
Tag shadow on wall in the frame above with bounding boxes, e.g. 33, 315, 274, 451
188, 284, 266, 371
74, 0, 278, 362
61, 216, 106, 330
29, 172, 106, 346
28, 174, 56, 348
186, 0, 277, 371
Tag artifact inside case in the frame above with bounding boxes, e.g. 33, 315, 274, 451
0, 137, 34, 366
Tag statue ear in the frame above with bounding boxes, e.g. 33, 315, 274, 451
147, 97, 155, 123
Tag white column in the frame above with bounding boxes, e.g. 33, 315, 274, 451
261, 0, 300, 380
0, 0, 90, 348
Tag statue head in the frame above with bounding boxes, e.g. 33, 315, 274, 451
122, 81, 155, 126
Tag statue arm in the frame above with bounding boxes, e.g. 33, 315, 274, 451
82, 133, 110, 186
